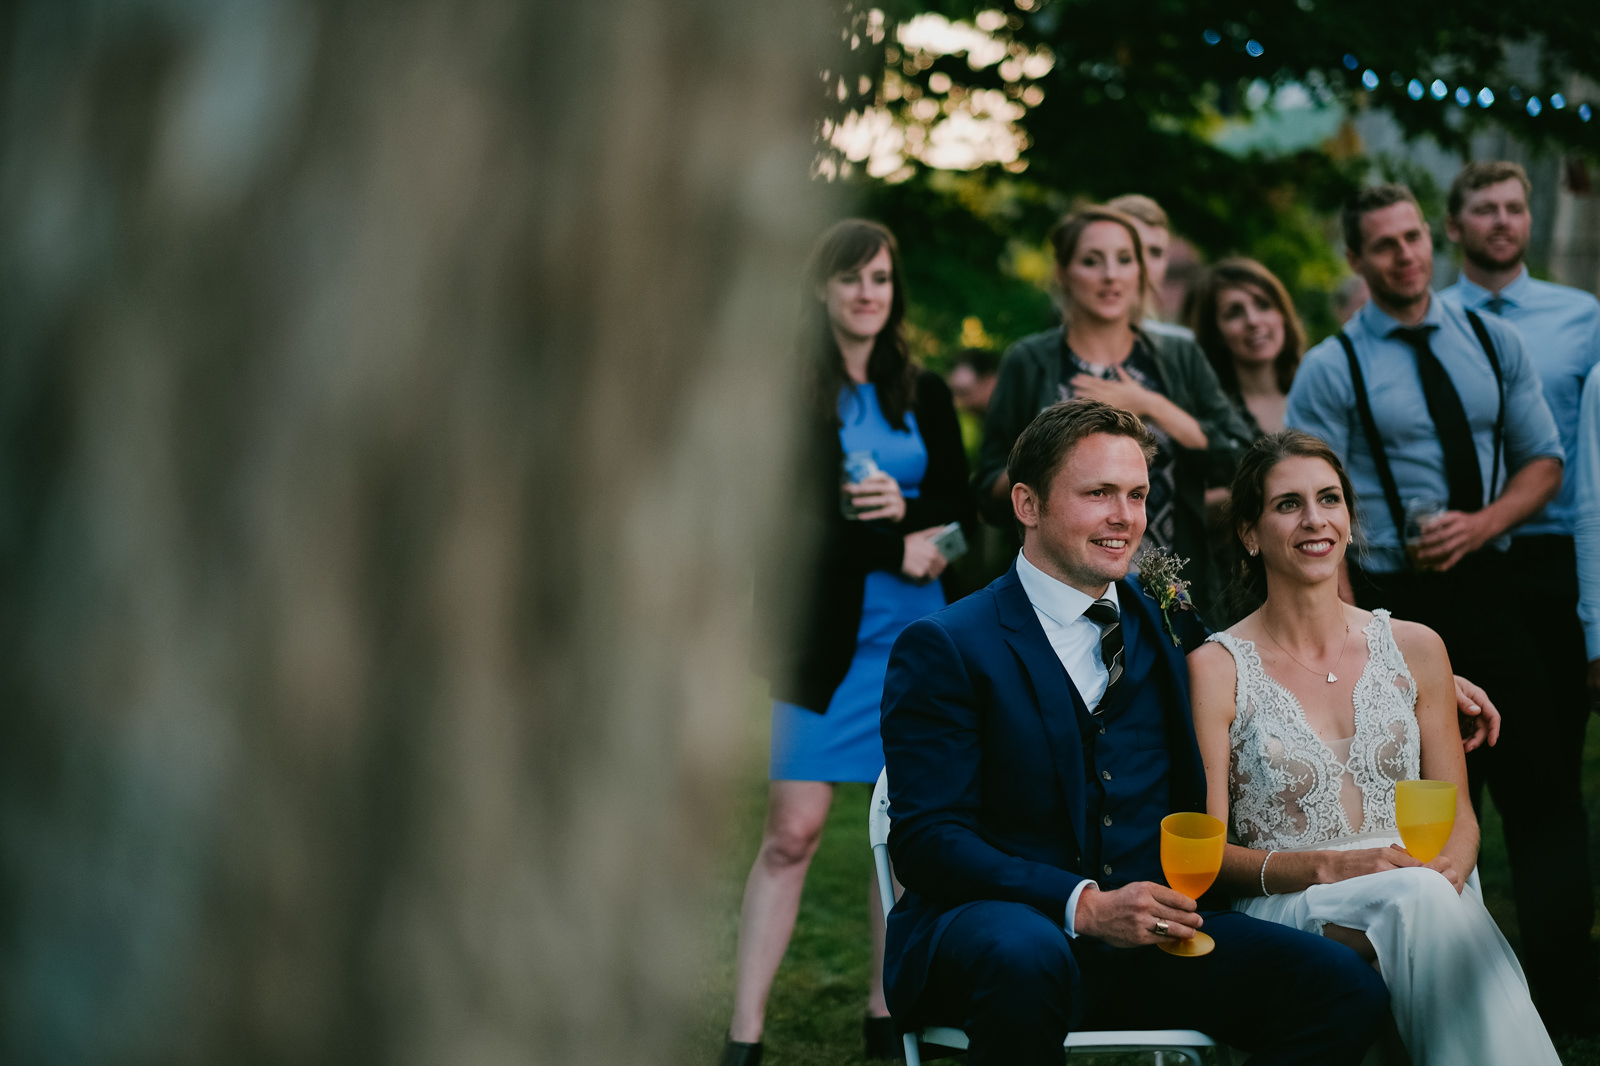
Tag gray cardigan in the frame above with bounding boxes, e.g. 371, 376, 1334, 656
974, 326, 1253, 614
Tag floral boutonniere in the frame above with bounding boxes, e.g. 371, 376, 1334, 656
1135, 547, 1194, 647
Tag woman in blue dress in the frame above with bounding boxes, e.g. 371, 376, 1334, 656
724, 221, 972, 1065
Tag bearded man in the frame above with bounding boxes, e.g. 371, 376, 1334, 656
1439, 160, 1600, 1036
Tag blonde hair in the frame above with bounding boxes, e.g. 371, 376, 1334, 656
1105, 193, 1170, 231
1048, 206, 1151, 326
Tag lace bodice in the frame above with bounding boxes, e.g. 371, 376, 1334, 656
1209, 611, 1420, 851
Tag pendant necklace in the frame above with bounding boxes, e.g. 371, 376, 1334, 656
1264, 618, 1351, 684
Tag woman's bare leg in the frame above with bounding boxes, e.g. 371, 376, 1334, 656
728, 780, 834, 1043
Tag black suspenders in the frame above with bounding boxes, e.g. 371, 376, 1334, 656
1336, 309, 1505, 543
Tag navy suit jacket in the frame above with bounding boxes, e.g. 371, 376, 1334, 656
879, 562, 1211, 1021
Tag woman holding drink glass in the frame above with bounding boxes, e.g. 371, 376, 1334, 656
1187, 431, 1557, 1064
727, 220, 972, 1065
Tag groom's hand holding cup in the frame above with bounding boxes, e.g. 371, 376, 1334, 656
1074, 882, 1202, 949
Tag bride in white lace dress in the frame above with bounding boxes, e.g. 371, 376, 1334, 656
1187, 431, 1558, 1066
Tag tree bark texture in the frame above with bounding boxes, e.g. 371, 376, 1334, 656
0, 1, 832, 1062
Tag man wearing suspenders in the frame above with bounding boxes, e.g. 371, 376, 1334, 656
1285, 183, 1593, 1035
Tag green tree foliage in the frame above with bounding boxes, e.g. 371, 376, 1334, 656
822, 0, 1600, 357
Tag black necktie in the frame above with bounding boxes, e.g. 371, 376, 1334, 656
1391, 326, 1483, 513
1084, 598, 1124, 714
1484, 295, 1509, 315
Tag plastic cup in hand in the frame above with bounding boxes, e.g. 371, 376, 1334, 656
1403, 497, 1446, 571
1159, 812, 1225, 957
839, 451, 880, 520
1395, 779, 1456, 863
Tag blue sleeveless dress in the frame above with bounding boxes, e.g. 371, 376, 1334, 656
770, 384, 948, 782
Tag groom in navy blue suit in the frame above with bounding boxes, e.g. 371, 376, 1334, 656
880, 400, 1388, 1064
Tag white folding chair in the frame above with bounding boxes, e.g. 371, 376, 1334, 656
870, 768, 1226, 1065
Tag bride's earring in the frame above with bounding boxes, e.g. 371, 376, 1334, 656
1248, 546, 1258, 557
1347, 535, 1353, 544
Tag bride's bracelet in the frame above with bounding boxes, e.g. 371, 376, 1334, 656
1260, 850, 1277, 897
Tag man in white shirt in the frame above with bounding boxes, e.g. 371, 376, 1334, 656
878, 399, 1389, 1064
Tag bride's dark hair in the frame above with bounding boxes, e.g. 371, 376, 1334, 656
1224, 430, 1361, 615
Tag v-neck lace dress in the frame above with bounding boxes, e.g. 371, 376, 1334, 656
1210, 612, 1558, 1065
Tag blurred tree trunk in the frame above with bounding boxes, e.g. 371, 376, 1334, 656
0, 1, 830, 1062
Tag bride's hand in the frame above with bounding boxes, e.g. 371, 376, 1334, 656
1424, 853, 1467, 894
1322, 845, 1420, 883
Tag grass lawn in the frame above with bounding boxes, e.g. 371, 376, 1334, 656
690, 701, 1600, 1064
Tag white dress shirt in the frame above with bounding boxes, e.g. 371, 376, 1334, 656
1014, 548, 1121, 935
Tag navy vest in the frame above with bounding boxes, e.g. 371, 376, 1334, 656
1072, 600, 1173, 889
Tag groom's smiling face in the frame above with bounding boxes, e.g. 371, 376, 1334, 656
1017, 432, 1149, 597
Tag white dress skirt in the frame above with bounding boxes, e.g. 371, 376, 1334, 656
1236, 831, 1555, 1065
1212, 617, 1559, 1066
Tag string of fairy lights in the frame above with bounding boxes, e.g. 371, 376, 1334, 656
823, 14, 1596, 179
1200, 27, 1594, 127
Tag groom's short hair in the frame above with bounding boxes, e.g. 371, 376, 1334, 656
1008, 399, 1157, 508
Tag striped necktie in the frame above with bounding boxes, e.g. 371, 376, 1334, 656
1084, 598, 1124, 714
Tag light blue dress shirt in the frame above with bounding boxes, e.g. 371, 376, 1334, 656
1286, 295, 1562, 573
1014, 548, 1121, 936
1442, 268, 1600, 538
1574, 366, 1600, 660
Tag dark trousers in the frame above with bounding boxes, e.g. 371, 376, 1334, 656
1351, 543, 1599, 1018
921, 901, 1388, 1066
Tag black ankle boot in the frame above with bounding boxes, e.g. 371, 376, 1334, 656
719, 1038, 763, 1066
864, 1015, 903, 1060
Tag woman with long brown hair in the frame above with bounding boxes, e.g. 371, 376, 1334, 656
727, 220, 972, 1065
1187, 256, 1307, 438
1187, 431, 1557, 1065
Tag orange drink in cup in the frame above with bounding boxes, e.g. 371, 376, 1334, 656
1395, 780, 1456, 863
1159, 812, 1225, 957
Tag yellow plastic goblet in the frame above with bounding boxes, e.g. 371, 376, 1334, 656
1159, 812, 1225, 957
1395, 779, 1456, 863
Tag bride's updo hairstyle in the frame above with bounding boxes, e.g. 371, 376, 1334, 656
1224, 429, 1360, 613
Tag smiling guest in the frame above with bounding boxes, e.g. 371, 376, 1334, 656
1285, 183, 1578, 1032
975, 206, 1252, 613
1189, 258, 1306, 438
1187, 258, 1308, 620
728, 219, 972, 1065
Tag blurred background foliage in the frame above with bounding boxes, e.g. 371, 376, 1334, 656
814, 0, 1600, 370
